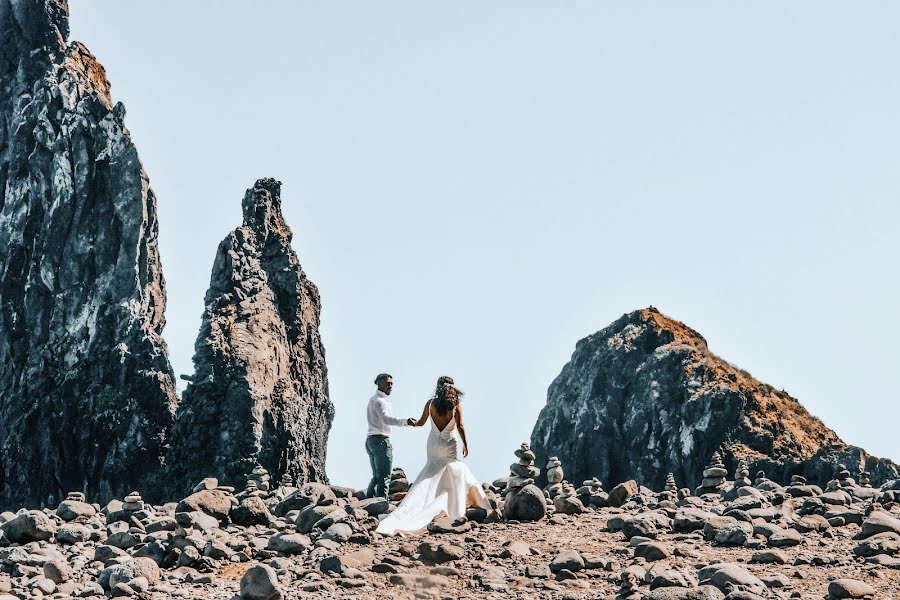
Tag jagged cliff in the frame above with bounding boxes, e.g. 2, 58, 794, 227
165, 179, 333, 495
531, 307, 898, 490
0, 0, 178, 507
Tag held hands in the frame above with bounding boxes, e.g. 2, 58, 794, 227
406, 418, 417, 426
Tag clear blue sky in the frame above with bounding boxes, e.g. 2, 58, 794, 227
69, 1, 899, 489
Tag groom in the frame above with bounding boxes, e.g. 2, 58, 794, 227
366, 373, 415, 498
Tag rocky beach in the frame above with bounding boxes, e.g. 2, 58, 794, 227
0, 0, 898, 598
1, 453, 899, 599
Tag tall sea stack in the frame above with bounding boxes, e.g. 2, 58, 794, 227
0, 0, 178, 507
531, 307, 898, 490
166, 179, 333, 495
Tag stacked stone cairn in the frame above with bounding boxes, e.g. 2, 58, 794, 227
827, 464, 855, 491
859, 470, 871, 487
389, 467, 410, 501
506, 443, 540, 492
104, 492, 150, 548
122, 491, 145, 512
734, 459, 751, 488
576, 478, 607, 508
274, 472, 298, 501
56, 490, 98, 522
247, 464, 272, 497
545, 456, 564, 498
664, 473, 678, 496
240, 479, 261, 499
753, 469, 781, 492
66, 491, 85, 503
616, 569, 641, 600
553, 481, 585, 515
502, 443, 547, 521
695, 451, 728, 495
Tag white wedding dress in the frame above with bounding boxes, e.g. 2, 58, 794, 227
376, 411, 488, 535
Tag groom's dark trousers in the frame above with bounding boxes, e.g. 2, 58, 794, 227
366, 434, 392, 498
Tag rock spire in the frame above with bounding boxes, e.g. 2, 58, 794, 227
0, 0, 178, 508
165, 179, 333, 495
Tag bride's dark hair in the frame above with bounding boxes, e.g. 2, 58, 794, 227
432, 375, 463, 415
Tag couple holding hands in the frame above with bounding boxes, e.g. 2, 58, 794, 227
364, 374, 488, 535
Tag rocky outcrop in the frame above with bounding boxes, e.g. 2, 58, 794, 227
165, 179, 333, 495
0, 0, 178, 508
531, 307, 898, 490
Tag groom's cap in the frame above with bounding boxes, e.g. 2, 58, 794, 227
374, 373, 392, 384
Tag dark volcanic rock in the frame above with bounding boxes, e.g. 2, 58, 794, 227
165, 179, 333, 494
0, 0, 178, 508
531, 308, 898, 490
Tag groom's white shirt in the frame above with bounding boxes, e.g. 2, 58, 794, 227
367, 390, 407, 436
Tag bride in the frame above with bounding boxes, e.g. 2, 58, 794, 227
376, 376, 489, 535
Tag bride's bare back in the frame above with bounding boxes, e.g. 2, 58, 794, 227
429, 400, 456, 430
413, 398, 470, 457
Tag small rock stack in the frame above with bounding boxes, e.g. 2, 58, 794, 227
553, 482, 585, 515
827, 464, 855, 491
122, 491, 145, 512
754, 470, 777, 491
240, 479, 261, 499
664, 473, 678, 496
57, 491, 97, 522
616, 569, 641, 600
545, 457, 564, 498
65, 491, 85, 503
274, 473, 298, 501
389, 468, 410, 501
734, 459, 751, 488
503, 443, 547, 522
576, 478, 606, 508
507, 444, 540, 490
247, 465, 272, 497
858, 471, 871, 487
695, 452, 727, 495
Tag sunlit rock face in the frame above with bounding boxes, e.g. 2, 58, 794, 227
0, 0, 178, 508
165, 179, 333, 496
531, 307, 898, 490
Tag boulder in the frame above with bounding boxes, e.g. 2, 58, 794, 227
858, 510, 900, 539
175, 489, 232, 521
504, 484, 546, 521
0, 511, 56, 543
56, 501, 97, 522
827, 579, 876, 599
231, 496, 273, 526
240, 564, 283, 600
275, 484, 336, 516
608, 481, 639, 507
698, 563, 765, 594
549, 550, 585, 573
418, 541, 465, 564
267, 533, 311, 555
